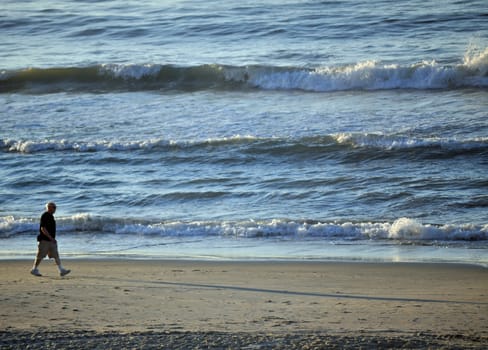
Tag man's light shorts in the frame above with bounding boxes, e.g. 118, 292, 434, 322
36, 240, 60, 261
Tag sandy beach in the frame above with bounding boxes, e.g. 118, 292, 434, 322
1, 260, 487, 349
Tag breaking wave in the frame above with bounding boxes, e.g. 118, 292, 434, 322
1, 48, 487, 93
1, 215, 486, 242
2, 134, 487, 160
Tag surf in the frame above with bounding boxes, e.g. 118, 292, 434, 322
2, 134, 487, 161
1, 48, 487, 93
2, 214, 487, 243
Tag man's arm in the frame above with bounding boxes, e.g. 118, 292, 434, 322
40, 227, 55, 242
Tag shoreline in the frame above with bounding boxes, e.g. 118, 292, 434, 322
2, 247, 487, 268
2, 258, 487, 274
1, 259, 487, 348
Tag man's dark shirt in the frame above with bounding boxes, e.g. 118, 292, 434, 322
38, 211, 56, 242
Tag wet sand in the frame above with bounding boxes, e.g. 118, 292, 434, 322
1, 260, 487, 348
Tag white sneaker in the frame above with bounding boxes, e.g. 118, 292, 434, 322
30, 268, 42, 277
60, 268, 71, 277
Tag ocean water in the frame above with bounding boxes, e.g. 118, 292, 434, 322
1, 0, 487, 265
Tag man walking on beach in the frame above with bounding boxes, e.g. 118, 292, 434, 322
30, 202, 71, 277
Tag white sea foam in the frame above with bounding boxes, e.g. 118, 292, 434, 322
99, 63, 163, 79
333, 133, 488, 151
0, 216, 36, 237
0, 135, 264, 153
2, 215, 486, 242
3, 48, 487, 93
0, 138, 172, 153
463, 46, 488, 78
248, 48, 488, 91
2, 134, 486, 154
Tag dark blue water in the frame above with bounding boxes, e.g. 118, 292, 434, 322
1, 0, 487, 264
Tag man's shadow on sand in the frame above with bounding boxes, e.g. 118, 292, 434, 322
83, 276, 486, 305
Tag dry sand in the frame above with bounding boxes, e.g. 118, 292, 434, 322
1, 260, 487, 349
